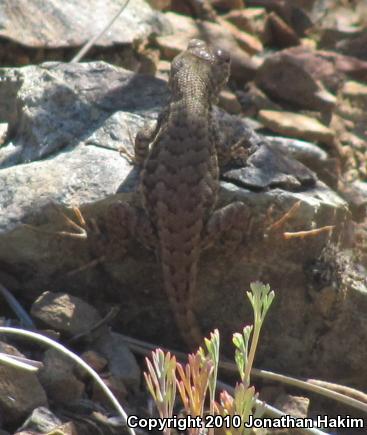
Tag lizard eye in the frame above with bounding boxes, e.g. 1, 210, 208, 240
214, 48, 230, 64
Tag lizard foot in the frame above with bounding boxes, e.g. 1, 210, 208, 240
23, 203, 88, 239
66, 201, 157, 275
265, 200, 335, 241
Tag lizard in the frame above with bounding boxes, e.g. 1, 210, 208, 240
130, 39, 251, 348
25, 39, 323, 348
35, 39, 252, 348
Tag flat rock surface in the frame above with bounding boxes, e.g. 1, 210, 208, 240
93, 332, 141, 391
18, 407, 62, 434
39, 349, 85, 405
258, 110, 335, 145
31, 291, 102, 336
0, 61, 168, 168
0, 359, 48, 424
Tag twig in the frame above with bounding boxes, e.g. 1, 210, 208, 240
0, 352, 42, 372
216, 380, 329, 435
0, 327, 135, 435
0, 283, 35, 328
70, 0, 131, 63
307, 379, 367, 405
67, 255, 106, 276
68, 306, 120, 343
248, 367, 367, 415
266, 201, 301, 232
283, 226, 335, 240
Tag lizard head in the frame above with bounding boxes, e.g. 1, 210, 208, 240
169, 39, 231, 104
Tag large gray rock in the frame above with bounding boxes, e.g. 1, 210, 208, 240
0, 1, 170, 71
0, 0, 168, 48
0, 60, 365, 388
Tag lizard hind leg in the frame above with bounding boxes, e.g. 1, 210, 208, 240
203, 201, 252, 252
90, 201, 157, 263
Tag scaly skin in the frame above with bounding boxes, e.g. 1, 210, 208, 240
41, 40, 251, 348
136, 39, 248, 348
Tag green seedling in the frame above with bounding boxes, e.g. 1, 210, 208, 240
144, 349, 177, 434
145, 282, 274, 435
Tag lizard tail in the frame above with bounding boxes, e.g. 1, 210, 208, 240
177, 304, 203, 350
161, 256, 204, 350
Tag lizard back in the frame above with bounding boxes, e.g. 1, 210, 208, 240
140, 39, 231, 346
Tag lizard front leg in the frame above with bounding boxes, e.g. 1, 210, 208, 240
26, 201, 154, 276
134, 109, 168, 165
